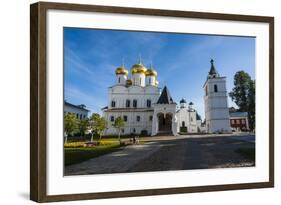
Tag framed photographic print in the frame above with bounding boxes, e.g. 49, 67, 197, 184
30, 1, 274, 202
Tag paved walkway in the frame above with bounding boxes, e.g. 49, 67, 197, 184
65, 134, 255, 176
65, 141, 165, 175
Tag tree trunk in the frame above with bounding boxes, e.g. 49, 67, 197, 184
90, 133, 94, 142
118, 130, 121, 143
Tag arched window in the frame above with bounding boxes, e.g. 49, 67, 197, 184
126, 100, 130, 108
140, 78, 142, 85
205, 86, 208, 96
111, 100, 116, 107
133, 100, 137, 108
136, 116, 141, 122
149, 78, 151, 84
214, 84, 218, 92
118, 77, 120, 83
110, 116, 114, 122
147, 99, 151, 108
182, 121, 185, 127
123, 115, 127, 122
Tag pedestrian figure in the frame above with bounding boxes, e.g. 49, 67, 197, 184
133, 135, 136, 144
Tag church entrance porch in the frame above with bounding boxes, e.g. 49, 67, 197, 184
157, 113, 172, 134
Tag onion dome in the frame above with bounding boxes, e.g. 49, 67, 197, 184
131, 63, 147, 74
189, 102, 194, 105
126, 79, 132, 86
115, 65, 128, 75
145, 66, 157, 77
180, 98, 186, 104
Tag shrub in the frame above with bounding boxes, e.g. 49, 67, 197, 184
64, 141, 85, 148
180, 126, 187, 133
140, 130, 148, 136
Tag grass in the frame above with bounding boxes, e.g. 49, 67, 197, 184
64, 136, 147, 166
64, 141, 123, 166
235, 148, 255, 161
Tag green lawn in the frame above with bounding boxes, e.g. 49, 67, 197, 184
64, 143, 123, 166
64, 136, 147, 166
235, 148, 255, 161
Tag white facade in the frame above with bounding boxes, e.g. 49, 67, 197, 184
64, 101, 89, 120
102, 61, 203, 136
103, 84, 160, 135
203, 60, 231, 133
176, 100, 198, 133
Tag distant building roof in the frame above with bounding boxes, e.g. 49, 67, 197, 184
180, 98, 186, 103
157, 86, 176, 104
64, 101, 90, 112
101, 106, 108, 110
229, 112, 248, 118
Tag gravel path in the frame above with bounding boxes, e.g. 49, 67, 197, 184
65, 134, 255, 176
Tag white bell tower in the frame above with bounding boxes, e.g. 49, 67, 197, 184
203, 59, 231, 133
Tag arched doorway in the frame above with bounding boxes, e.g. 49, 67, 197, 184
157, 113, 172, 133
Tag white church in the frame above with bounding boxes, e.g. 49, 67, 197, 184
102, 59, 231, 136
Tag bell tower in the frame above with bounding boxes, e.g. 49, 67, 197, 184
203, 59, 231, 133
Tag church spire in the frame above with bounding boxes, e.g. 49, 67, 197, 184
208, 59, 219, 78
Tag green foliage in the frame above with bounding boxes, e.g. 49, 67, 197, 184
180, 126, 187, 133
89, 113, 108, 141
229, 71, 252, 111
229, 71, 255, 130
64, 143, 122, 166
64, 141, 85, 148
64, 113, 79, 136
78, 119, 89, 136
247, 80, 255, 130
113, 117, 125, 141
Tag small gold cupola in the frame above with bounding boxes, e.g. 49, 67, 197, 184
145, 65, 157, 77
115, 65, 128, 76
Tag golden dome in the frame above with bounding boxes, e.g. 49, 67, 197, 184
115, 66, 128, 75
126, 79, 132, 86
145, 68, 157, 77
131, 63, 147, 74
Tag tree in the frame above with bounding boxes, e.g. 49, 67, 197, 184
89, 113, 107, 142
247, 80, 255, 130
113, 117, 125, 143
229, 71, 255, 130
78, 119, 89, 137
64, 113, 78, 143
229, 71, 252, 111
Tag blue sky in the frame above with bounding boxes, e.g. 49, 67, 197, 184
64, 27, 255, 119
